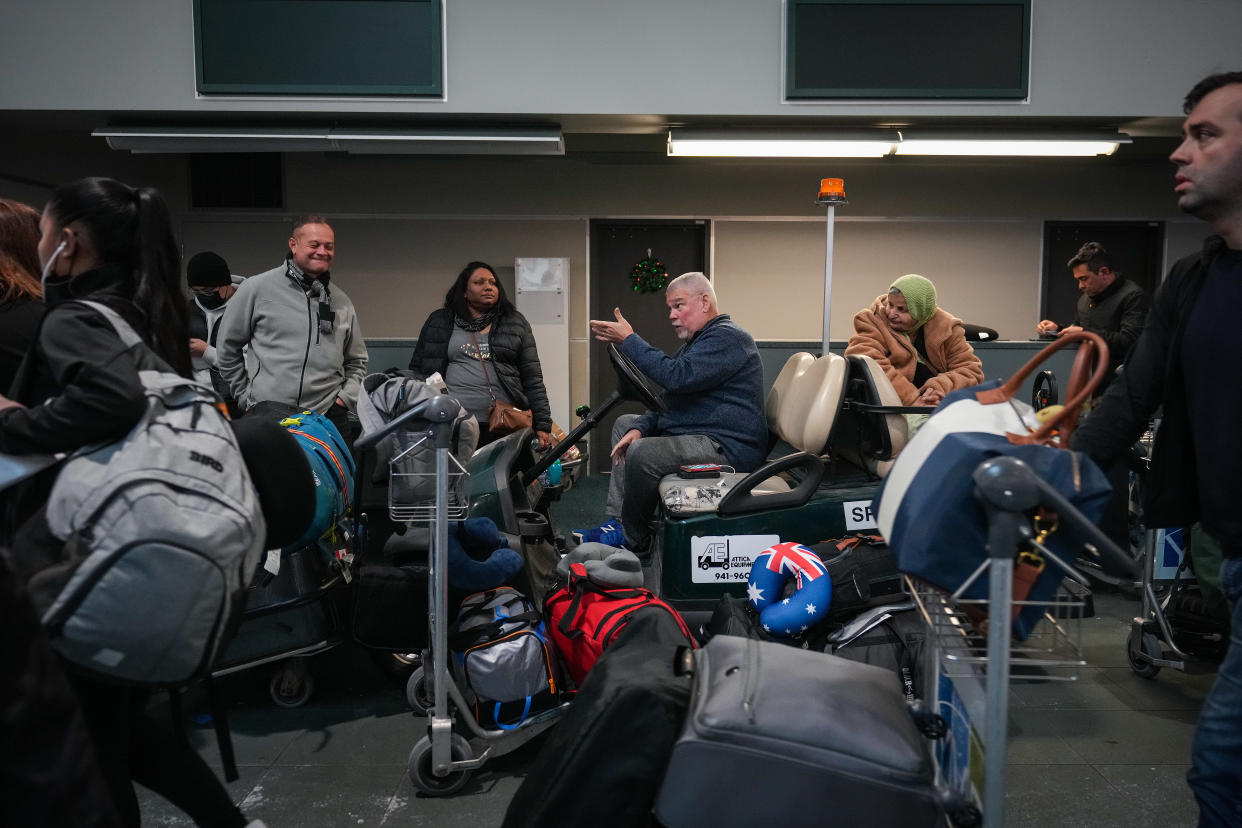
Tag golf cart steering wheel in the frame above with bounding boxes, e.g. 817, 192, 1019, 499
1032, 370, 1058, 411
608, 345, 666, 413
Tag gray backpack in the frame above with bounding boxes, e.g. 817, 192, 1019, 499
356, 371, 478, 508
41, 301, 266, 685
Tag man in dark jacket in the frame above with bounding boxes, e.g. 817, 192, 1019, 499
1070, 71, 1242, 827
1038, 242, 1150, 551
1036, 241, 1149, 392
585, 272, 767, 556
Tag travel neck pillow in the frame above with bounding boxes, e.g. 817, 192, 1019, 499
746, 541, 832, 636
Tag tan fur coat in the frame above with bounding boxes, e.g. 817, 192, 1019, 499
845, 294, 984, 405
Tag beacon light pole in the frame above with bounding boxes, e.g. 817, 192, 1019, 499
816, 178, 847, 356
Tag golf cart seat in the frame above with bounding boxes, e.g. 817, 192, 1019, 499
828, 354, 911, 479
765, 351, 815, 441
657, 352, 847, 515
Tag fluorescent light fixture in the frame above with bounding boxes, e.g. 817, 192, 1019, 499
93, 126, 564, 155
331, 128, 564, 155
894, 131, 1130, 157
667, 128, 1131, 159
668, 128, 898, 158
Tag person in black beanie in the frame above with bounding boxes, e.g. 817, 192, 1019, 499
186, 250, 242, 416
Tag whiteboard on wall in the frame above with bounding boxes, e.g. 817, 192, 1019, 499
515, 257, 570, 429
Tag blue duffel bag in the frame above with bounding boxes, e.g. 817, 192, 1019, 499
874, 333, 1112, 640
278, 410, 356, 551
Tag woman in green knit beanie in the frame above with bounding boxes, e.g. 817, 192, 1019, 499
845, 273, 984, 406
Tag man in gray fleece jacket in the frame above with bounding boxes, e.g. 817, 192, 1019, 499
216, 216, 368, 438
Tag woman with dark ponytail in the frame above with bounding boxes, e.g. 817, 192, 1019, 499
0, 177, 191, 454
0, 178, 264, 827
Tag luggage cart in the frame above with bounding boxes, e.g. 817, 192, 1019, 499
908, 456, 1136, 828
356, 394, 569, 796
1126, 527, 1226, 678
212, 543, 350, 707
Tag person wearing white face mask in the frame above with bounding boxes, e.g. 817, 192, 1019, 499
0, 180, 192, 455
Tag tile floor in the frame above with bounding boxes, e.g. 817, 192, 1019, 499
138, 471, 1216, 827
136, 592, 1215, 828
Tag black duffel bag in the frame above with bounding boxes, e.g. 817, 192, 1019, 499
502, 607, 694, 828
351, 563, 430, 651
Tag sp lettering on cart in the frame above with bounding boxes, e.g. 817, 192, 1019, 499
843, 500, 878, 531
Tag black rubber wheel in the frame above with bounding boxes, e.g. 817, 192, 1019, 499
269, 669, 315, 708
1127, 627, 1162, 679
406, 666, 434, 715
608, 345, 666, 413
408, 733, 472, 796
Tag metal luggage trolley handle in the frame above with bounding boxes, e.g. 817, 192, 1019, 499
387, 435, 469, 524
356, 394, 568, 796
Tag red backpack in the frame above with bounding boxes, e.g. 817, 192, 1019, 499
544, 562, 696, 685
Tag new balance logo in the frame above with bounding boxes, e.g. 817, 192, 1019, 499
190, 450, 224, 473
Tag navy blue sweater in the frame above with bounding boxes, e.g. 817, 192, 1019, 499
620, 314, 767, 470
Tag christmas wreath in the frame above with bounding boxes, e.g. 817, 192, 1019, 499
629, 255, 669, 294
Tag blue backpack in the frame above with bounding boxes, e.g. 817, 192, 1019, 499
278, 411, 356, 551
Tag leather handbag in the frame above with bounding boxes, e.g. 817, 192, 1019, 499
488, 400, 533, 435
873, 331, 1113, 640
470, 331, 533, 435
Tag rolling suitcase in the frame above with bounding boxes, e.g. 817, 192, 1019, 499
655, 635, 973, 828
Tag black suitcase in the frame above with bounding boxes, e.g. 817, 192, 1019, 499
350, 563, 432, 651
502, 608, 693, 828
655, 635, 970, 828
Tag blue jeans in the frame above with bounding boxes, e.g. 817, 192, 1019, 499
1188, 555, 1242, 828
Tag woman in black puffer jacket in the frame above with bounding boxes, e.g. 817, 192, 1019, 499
409, 261, 553, 446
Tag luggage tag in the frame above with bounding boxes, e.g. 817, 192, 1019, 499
334, 548, 354, 583
332, 527, 354, 583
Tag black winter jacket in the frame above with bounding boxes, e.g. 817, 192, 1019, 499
0, 265, 152, 455
408, 307, 553, 433
1068, 276, 1149, 389
1071, 236, 1225, 530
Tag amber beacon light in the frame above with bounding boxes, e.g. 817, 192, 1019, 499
816, 178, 848, 205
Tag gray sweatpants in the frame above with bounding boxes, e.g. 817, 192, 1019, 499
604, 413, 727, 551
